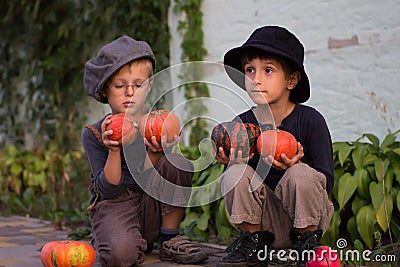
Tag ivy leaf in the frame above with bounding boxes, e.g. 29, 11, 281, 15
352, 145, 366, 169
393, 147, 400, 156
374, 159, 389, 183
363, 133, 380, 149
180, 212, 200, 230
352, 195, 370, 214
333, 142, 348, 154
215, 200, 232, 243
32, 173, 47, 191
338, 145, 354, 167
353, 238, 364, 252
362, 153, 378, 167
10, 162, 23, 176
328, 210, 341, 240
384, 168, 394, 193
338, 173, 358, 210
197, 213, 210, 231
356, 205, 376, 249
395, 167, 400, 183
376, 194, 393, 233
370, 182, 383, 211
353, 239, 366, 265
380, 132, 396, 152
355, 168, 370, 200
397, 191, 400, 210
347, 216, 361, 243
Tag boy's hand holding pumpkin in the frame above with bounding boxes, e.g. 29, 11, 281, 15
102, 113, 138, 150
257, 130, 304, 170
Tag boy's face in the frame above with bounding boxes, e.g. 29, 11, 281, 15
105, 61, 152, 116
243, 57, 297, 106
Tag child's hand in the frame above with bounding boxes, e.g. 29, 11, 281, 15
214, 147, 254, 166
101, 115, 121, 151
262, 142, 304, 170
144, 134, 179, 153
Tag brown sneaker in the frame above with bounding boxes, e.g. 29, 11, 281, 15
159, 235, 208, 264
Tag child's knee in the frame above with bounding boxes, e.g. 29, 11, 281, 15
285, 163, 326, 190
219, 164, 250, 193
99, 240, 144, 266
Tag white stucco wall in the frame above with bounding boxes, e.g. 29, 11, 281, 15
168, 0, 400, 142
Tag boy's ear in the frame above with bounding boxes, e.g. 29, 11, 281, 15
288, 71, 301, 90
100, 90, 107, 99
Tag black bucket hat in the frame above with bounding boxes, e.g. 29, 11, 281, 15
224, 25, 310, 103
84, 35, 156, 103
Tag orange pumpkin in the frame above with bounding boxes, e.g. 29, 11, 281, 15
106, 113, 138, 145
40, 240, 96, 267
138, 109, 181, 143
256, 130, 298, 162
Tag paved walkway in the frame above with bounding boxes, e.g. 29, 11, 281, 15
0, 215, 228, 267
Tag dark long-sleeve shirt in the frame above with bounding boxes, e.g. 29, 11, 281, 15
233, 104, 334, 193
81, 117, 148, 203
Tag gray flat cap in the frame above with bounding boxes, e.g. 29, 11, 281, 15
84, 36, 155, 103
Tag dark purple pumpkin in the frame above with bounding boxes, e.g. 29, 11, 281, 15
211, 121, 261, 157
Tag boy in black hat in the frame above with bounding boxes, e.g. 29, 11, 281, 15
82, 36, 207, 266
216, 26, 334, 266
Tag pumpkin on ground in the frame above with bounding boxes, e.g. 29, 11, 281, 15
138, 109, 181, 143
106, 113, 138, 145
40, 240, 97, 267
306, 245, 341, 267
211, 121, 261, 158
256, 129, 297, 162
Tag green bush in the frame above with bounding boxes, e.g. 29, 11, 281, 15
178, 131, 400, 250
324, 130, 400, 250
0, 144, 91, 229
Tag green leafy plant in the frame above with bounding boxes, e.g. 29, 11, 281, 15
176, 142, 239, 244
0, 144, 90, 228
324, 130, 400, 253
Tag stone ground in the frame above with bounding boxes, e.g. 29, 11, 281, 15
2, 215, 339, 267
0, 215, 229, 267
1, 216, 398, 267
0, 216, 244, 267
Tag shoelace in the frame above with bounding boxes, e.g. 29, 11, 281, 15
293, 231, 321, 252
226, 232, 258, 256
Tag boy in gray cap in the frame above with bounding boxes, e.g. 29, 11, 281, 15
216, 26, 335, 266
82, 36, 207, 266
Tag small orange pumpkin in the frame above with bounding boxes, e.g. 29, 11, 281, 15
256, 129, 298, 162
138, 109, 181, 143
106, 113, 138, 145
40, 240, 97, 267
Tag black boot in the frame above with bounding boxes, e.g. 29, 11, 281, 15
290, 229, 322, 267
217, 230, 274, 267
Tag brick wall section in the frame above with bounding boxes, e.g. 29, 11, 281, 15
328, 35, 359, 49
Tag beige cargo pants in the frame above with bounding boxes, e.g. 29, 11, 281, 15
219, 163, 334, 248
